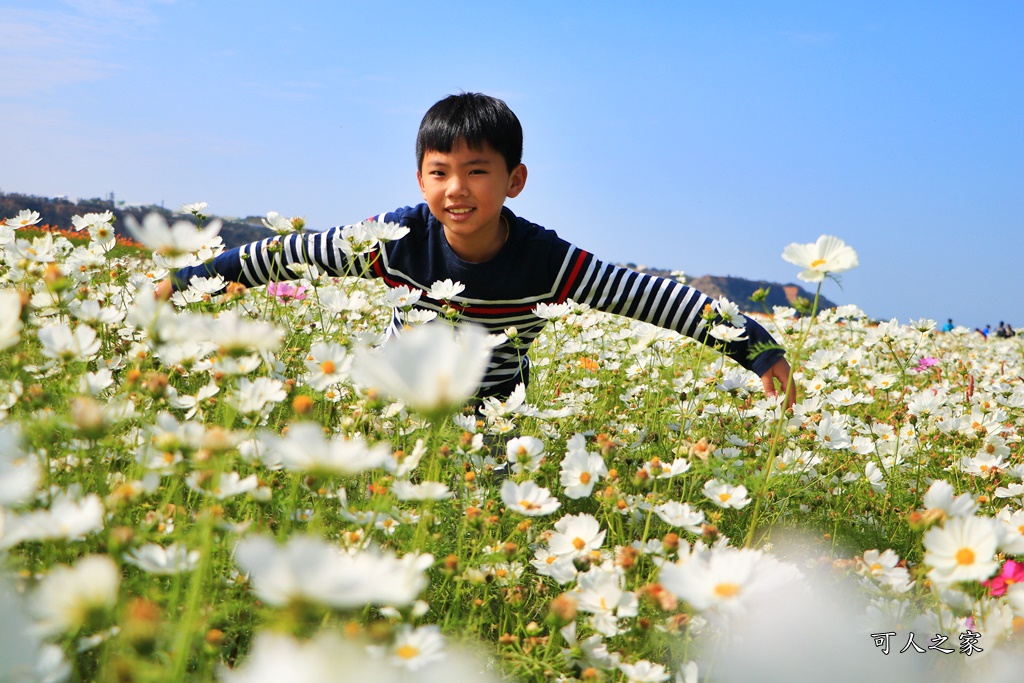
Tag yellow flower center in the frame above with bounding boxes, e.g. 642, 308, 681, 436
579, 472, 591, 484
320, 360, 335, 374
573, 537, 586, 550
718, 493, 731, 503
714, 582, 741, 598
869, 563, 882, 573
955, 548, 975, 565
810, 258, 827, 268
395, 644, 420, 660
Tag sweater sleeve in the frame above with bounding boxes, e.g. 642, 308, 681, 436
562, 252, 784, 376
170, 227, 379, 292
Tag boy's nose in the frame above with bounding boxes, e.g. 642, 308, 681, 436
445, 176, 469, 197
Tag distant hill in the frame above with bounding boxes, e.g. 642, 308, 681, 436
2, 192, 844, 314
0, 191, 272, 249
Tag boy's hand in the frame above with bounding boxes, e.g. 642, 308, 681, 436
155, 279, 173, 301
760, 357, 795, 409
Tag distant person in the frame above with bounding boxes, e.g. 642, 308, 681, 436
981, 325, 991, 339
157, 92, 794, 407
941, 318, 954, 333
996, 322, 1015, 338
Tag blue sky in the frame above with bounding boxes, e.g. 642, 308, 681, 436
2, 0, 1022, 328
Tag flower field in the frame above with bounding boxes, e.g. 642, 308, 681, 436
1, 207, 1023, 682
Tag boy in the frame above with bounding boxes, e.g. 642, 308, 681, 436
164, 93, 793, 406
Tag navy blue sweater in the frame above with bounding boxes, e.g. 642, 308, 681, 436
173, 204, 785, 398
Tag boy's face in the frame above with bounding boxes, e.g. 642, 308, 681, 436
417, 139, 527, 261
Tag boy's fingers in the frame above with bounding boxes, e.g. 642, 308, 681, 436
761, 358, 796, 409
154, 279, 172, 301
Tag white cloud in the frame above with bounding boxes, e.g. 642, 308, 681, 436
0, 1, 172, 97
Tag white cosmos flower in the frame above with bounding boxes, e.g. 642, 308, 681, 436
995, 507, 1024, 555
533, 301, 572, 320
391, 480, 452, 501
385, 624, 446, 671
32, 555, 120, 637
365, 219, 411, 243
500, 480, 561, 517
186, 471, 259, 500
815, 411, 852, 450
1, 493, 105, 549
37, 323, 101, 363
71, 210, 114, 230
505, 435, 545, 474
180, 202, 208, 215
68, 299, 124, 326
864, 462, 886, 493
352, 323, 490, 415
384, 285, 422, 309
653, 501, 705, 533
0, 289, 23, 351
860, 549, 913, 593
125, 543, 200, 574
702, 479, 751, 509
781, 234, 859, 282
426, 278, 465, 300
261, 211, 297, 235
531, 548, 579, 584
5, 209, 41, 228
618, 659, 670, 683
559, 621, 620, 671
659, 546, 803, 616
303, 341, 351, 391
125, 212, 222, 259
922, 480, 978, 520
924, 515, 1000, 586
335, 221, 379, 257
712, 296, 746, 327
548, 513, 605, 558
559, 443, 607, 499
234, 535, 432, 609
200, 311, 283, 355
708, 324, 748, 343
231, 377, 287, 416
574, 567, 638, 636
261, 422, 390, 476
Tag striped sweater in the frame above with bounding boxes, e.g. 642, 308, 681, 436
172, 204, 784, 398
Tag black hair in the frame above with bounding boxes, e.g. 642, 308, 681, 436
416, 93, 523, 173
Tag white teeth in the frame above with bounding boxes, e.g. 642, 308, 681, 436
449, 208, 472, 214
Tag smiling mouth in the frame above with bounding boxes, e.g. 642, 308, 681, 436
447, 207, 473, 215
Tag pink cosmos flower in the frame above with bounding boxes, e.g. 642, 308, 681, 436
266, 281, 308, 302
912, 357, 940, 373
982, 559, 1024, 597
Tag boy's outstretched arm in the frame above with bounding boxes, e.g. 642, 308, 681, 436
760, 356, 795, 409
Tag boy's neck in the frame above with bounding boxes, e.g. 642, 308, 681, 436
443, 216, 510, 263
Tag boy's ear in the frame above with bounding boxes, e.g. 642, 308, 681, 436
416, 170, 427, 199
506, 164, 527, 199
